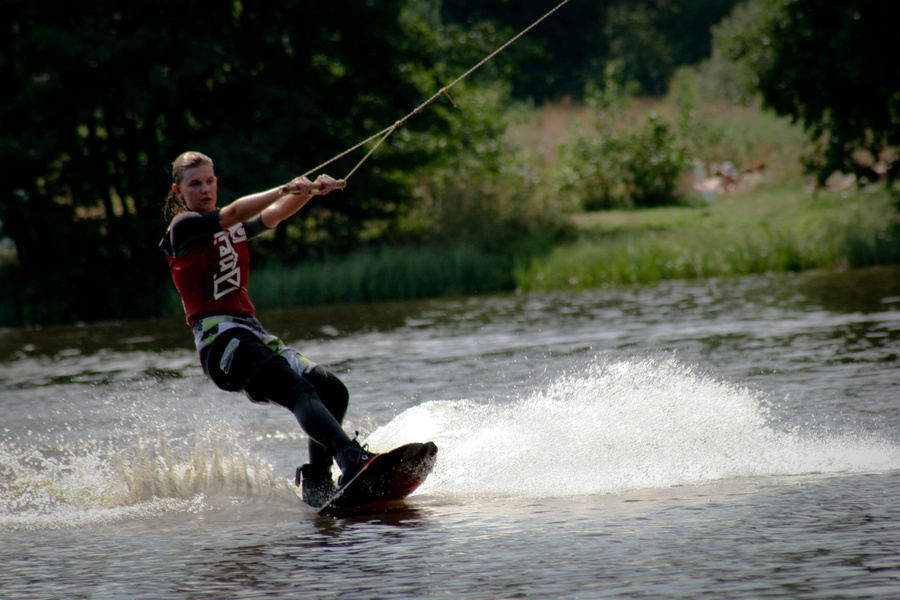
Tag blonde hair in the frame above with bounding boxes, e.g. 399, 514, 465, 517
163, 151, 214, 220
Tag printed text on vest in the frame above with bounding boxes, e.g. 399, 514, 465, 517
213, 224, 247, 300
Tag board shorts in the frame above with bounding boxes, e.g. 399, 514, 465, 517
194, 315, 316, 402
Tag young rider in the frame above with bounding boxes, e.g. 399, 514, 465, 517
159, 151, 376, 506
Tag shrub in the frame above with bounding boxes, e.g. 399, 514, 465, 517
621, 113, 689, 207
401, 81, 574, 260
556, 101, 690, 209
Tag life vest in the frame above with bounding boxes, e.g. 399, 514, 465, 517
162, 217, 257, 326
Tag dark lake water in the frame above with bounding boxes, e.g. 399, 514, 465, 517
2, 267, 899, 599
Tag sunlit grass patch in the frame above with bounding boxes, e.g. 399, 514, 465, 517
516, 184, 900, 290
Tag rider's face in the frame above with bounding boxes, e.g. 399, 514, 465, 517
174, 164, 217, 212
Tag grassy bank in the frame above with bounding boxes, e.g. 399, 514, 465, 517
243, 182, 900, 311
515, 183, 900, 291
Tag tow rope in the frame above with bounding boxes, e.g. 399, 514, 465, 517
285, 0, 572, 192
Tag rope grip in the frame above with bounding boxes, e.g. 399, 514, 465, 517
281, 179, 348, 195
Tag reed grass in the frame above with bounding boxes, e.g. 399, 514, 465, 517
249, 245, 511, 310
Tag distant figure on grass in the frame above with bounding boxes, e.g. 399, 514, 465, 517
158, 151, 376, 507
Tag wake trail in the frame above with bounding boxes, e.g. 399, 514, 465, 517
367, 357, 900, 497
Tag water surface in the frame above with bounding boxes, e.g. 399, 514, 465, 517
2, 267, 899, 598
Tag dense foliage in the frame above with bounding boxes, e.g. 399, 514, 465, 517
440, 0, 739, 99
2, 0, 893, 326
714, 0, 900, 195
0, 0, 432, 324
0, 0, 737, 326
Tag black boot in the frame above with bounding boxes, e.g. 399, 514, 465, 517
296, 464, 337, 508
336, 439, 380, 487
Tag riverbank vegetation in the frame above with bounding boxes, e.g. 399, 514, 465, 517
240, 87, 900, 312
241, 178, 900, 312
4, 1, 899, 326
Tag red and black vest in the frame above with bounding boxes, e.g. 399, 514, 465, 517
160, 210, 257, 326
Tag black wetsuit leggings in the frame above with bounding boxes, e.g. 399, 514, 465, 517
247, 357, 352, 469
202, 328, 352, 469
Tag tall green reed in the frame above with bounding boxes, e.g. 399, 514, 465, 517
249, 245, 510, 310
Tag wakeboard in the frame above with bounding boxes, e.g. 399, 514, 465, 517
318, 441, 438, 516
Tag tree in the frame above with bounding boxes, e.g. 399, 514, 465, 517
608, 0, 739, 96
715, 0, 900, 195
439, 0, 613, 100
0, 0, 432, 325
439, 0, 740, 100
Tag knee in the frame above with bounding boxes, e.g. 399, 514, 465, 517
306, 366, 349, 413
246, 357, 317, 412
289, 378, 322, 413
